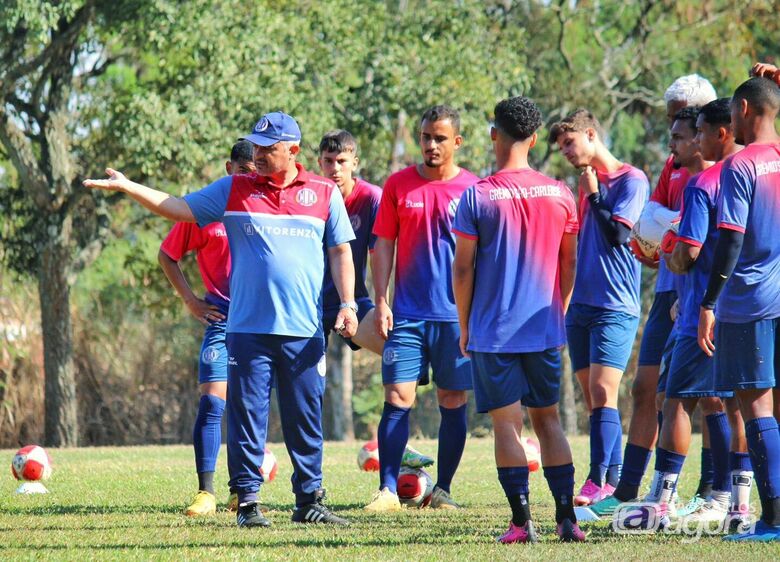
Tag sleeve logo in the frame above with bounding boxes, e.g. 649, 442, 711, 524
296, 188, 318, 206
349, 214, 362, 232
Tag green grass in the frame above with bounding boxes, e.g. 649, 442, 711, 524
0, 436, 776, 560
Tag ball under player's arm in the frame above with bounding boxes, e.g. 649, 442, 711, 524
452, 236, 477, 358
83, 168, 195, 222
371, 237, 395, 340
558, 233, 577, 314
327, 242, 358, 338
158, 250, 226, 326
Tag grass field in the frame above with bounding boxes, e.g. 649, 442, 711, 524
0, 436, 777, 560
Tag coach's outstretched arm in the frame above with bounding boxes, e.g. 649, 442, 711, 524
83, 168, 196, 222
371, 237, 395, 340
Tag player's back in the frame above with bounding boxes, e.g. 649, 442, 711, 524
453, 168, 578, 352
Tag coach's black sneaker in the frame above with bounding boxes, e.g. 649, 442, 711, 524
237, 501, 271, 528
291, 489, 350, 526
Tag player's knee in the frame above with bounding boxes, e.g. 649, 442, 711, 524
700, 397, 724, 416
384, 385, 416, 408
437, 389, 467, 409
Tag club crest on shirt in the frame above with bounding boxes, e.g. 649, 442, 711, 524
317, 355, 327, 377
296, 188, 318, 206
383, 348, 396, 365
350, 214, 362, 232
448, 198, 460, 219
202, 346, 221, 365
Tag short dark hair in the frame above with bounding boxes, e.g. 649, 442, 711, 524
420, 105, 460, 134
493, 96, 542, 141
698, 98, 731, 127
548, 109, 604, 144
318, 129, 358, 155
230, 140, 253, 163
673, 106, 700, 133
732, 76, 780, 117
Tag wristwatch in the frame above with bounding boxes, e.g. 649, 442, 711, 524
339, 301, 359, 314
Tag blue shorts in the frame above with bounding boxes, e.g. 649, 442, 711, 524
199, 319, 228, 384
471, 349, 561, 413
381, 318, 472, 390
656, 331, 676, 394
664, 335, 733, 399
715, 318, 780, 391
566, 303, 640, 372
323, 297, 374, 351
638, 291, 677, 366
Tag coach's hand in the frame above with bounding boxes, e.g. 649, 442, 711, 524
375, 300, 393, 340
186, 296, 226, 327
579, 166, 599, 196
334, 308, 358, 338
698, 307, 716, 357
83, 168, 132, 192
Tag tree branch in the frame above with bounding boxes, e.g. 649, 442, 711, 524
0, 110, 51, 211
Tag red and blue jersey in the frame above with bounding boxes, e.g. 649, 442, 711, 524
716, 143, 780, 323
322, 179, 382, 312
651, 156, 690, 293
160, 221, 231, 311
183, 164, 355, 337
674, 163, 722, 338
373, 165, 479, 321
573, 164, 649, 316
453, 168, 579, 352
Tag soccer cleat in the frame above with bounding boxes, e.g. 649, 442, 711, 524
429, 486, 461, 510
227, 492, 238, 512
723, 520, 780, 542
185, 490, 217, 517
557, 518, 587, 542
575, 479, 608, 506
682, 498, 728, 526
364, 487, 403, 512
676, 493, 707, 517
587, 494, 628, 518
727, 510, 753, 534
236, 501, 271, 528
401, 444, 435, 468
292, 489, 350, 526
497, 520, 538, 544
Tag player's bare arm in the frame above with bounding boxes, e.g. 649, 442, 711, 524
665, 241, 700, 274
452, 236, 477, 358
327, 242, 358, 338
83, 168, 195, 222
558, 233, 577, 314
371, 237, 395, 340
157, 250, 226, 326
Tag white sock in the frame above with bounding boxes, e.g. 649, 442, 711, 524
647, 470, 678, 504
730, 470, 754, 514
709, 490, 730, 510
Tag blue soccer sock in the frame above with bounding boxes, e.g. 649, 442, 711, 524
587, 407, 621, 486
705, 412, 732, 493
745, 417, 780, 526
193, 394, 225, 493
696, 447, 714, 497
436, 404, 468, 493
544, 463, 576, 523
607, 413, 623, 487
377, 402, 410, 494
614, 443, 653, 501
498, 466, 531, 526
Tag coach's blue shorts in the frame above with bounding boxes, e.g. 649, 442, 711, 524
664, 335, 733, 399
199, 319, 228, 384
471, 349, 561, 413
638, 290, 677, 366
322, 297, 374, 351
566, 303, 640, 373
381, 318, 472, 390
715, 317, 780, 391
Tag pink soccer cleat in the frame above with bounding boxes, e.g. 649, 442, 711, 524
497, 520, 538, 544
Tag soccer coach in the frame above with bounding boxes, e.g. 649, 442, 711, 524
84, 112, 357, 528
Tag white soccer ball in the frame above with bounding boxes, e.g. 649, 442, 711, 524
520, 436, 542, 472
11, 445, 52, 482
260, 447, 278, 483
357, 440, 380, 472
397, 467, 434, 508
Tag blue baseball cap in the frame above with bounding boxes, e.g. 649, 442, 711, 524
242, 112, 301, 146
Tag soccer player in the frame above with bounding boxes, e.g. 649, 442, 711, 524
625, 103, 739, 529
366, 105, 479, 511
453, 96, 584, 542
84, 112, 357, 528
318, 130, 435, 468
158, 140, 254, 516
698, 77, 780, 542
549, 109, 649, 506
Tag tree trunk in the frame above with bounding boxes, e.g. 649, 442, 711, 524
323, 338, 355, 441
559, 349, 578, 435
38, 235, 78, 446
